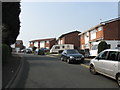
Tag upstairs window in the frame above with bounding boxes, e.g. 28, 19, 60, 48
46, 41, 49, 43
98, 26, 103, 31
90, 29, 96, 40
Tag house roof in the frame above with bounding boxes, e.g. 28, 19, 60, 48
100, 17, 120, 24
16, 40, 23, 43
58, 31, 81, 39
29, 38, 56, 42
79, 17, 120, 36
79, 24, 102, 35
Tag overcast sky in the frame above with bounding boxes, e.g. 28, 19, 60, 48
17, 1, 118, 48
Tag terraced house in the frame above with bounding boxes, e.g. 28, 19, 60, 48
57, 31, 81, 49
29, 38, 56, 49
79, 17, 120, 56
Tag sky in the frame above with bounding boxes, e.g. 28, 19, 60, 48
17, 1, 119, 48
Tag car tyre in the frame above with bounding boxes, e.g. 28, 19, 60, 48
89, 65, 97, 75
67, 59, 70, 64
116, 74, 120, 87
60, 57, 64, 61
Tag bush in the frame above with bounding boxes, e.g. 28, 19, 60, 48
2, 44, 11, 63
98, 41, 108, 54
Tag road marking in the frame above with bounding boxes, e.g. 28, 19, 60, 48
80, 64, 89, 69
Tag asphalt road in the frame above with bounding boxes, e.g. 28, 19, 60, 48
16, 53, 119, 88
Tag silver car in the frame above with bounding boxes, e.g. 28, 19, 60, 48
89, 49, 120, 87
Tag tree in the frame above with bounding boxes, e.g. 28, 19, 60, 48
98, 40, 108, 54
2, 2, 21, 46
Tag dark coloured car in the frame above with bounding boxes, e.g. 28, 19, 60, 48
60, 49, 84, 64
26, 48, 32, 54
34, 48, 45, 55
40, 48, 50, 52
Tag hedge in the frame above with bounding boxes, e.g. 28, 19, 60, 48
2, 44, 11, 63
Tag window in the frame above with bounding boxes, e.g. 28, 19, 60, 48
67, 50, 79, 54
90, 30, 96, 40
62, 50, 67, 54
118, 52, 120, 61
46, 41, 49, 43
96, 51, 108, 60
107, 51, 118, 61
98, 27, 102, 31
91, 44, 98, 50
55, 46, 60, 49
67, 45, 70, 48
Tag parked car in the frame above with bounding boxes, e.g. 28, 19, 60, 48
26, 48, 32, 54
89, 49, 120, 87
20, 49, 26, 53
34, 48, 45, 55
40, 48, 50, 52
60, 49, 84, 64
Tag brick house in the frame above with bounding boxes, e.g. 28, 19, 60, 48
11, 40, 25, 52
79, 17, 120, 50
57, 31, 81, 49
15, 40, 25, 49
29, 38, 56, 49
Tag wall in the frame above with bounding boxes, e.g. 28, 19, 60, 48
103, 20, 120, 40
64, 32, 80, 49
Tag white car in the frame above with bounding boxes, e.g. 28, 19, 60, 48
89, 49, 120, 86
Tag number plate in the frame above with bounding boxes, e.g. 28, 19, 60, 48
76, 58, 81, 60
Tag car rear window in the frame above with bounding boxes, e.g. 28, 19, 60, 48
107, 51, 118, 61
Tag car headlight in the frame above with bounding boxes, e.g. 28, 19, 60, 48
70, 56, 74, 59
81, 55, 84, 58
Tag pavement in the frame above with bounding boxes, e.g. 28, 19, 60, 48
2, 53, 24, 89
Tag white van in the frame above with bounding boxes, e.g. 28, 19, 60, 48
50, 44, 74, 54
90, 40, 120, 57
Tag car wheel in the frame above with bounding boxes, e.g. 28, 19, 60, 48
67, 59, 70, 64
89, 65, 97, 75
60, 57, 64, 61
116, 74, 120, 87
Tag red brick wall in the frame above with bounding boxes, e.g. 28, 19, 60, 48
80, 34, 85, 45
64, 32, 80, 49
50, 39, 56, 49
96, 29, 103, 39
103, 20, 120, 40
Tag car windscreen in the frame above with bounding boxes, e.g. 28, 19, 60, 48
91, 44, 98, 50
67, 50, 79, 54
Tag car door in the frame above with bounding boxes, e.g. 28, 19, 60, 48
94, 51, 108, 73
103, 51, 119, 77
